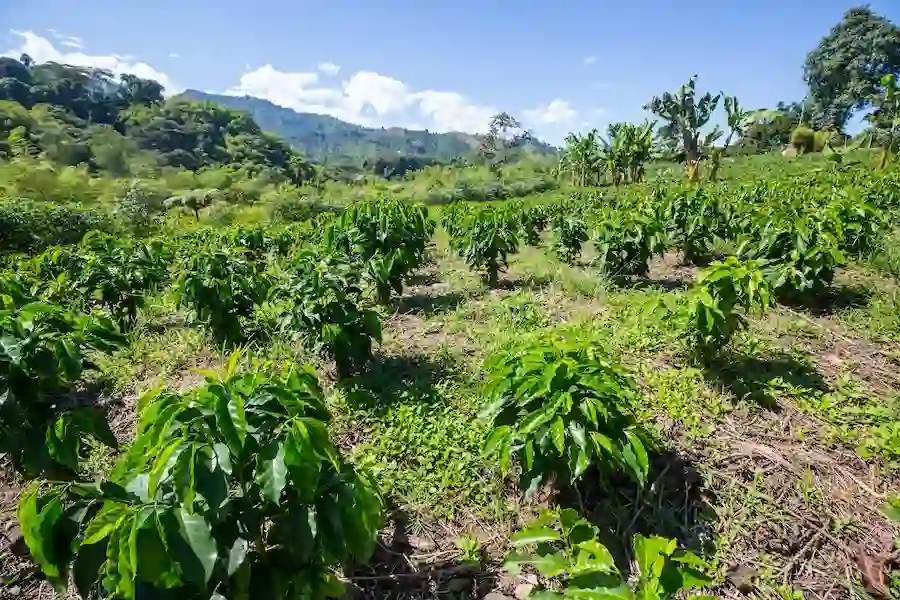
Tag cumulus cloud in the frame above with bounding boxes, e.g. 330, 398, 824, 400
317, 61, 340, 76
168, 52, 180, 59
225, 63, 497, 133
524, 99, 578, 125
583, 55, 597, 65
3, 30, 179, 93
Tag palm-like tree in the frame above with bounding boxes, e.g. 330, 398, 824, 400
558, 130, 602, 187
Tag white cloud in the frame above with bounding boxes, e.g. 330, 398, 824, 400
583, 55, 597, 65
168, 52, 180, 59
60, 37, 83, 50
413, 90, 495, 133
317, 61, 340, 76
225, 63, 497, 133
3, 30, 179, 93
524, 99, 578, 125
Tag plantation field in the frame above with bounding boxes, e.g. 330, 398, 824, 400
2, 151, 900, 600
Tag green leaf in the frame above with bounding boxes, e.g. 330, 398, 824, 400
175, 508, 218, 585
17, 487, 64, 581
257, 441, 288, 504
82, 502, 129, 545
484, 425, 510, 455
531, 551, 571, 577
550, 416, 566, 455
510, 524, 563, 546
572, 540, 618, 575
561, 585, 635, 599
621, 429, 649, 487
214, 388, 248, 455
227, 537, 250, 576
633, 535, 675, 581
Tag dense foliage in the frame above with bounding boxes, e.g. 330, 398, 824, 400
18, 359, 382, 600
0, 281, 122, 479
480, 336, 649, 496
444, 203, 520, 286
506, 508, 712, 599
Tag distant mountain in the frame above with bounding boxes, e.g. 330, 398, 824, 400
177, 90, 556, 164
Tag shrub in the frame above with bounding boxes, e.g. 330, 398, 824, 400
480, 335, 649, 497
551, 213, 589, 264
18, 358, 383, 600
790, 126, 816, 154
447, 204, 520, 287
176, 248, 270, 345
325, 197, 434, 304
268, 250, 382, 378
0, 198, 113, 254
506, 508, 711, 599
115, 181, 166, 233
664, 187, 730, 265
0, 279, 123, 479
591, 207, 666, 279
271, 196, 334, 223
667, 256, 773, 361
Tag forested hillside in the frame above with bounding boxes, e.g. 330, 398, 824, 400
178, 89, 557, 164
0, 56, 314, 183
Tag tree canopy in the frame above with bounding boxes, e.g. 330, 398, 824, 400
804, 6, 900, 130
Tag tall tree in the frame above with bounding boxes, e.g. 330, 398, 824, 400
804, 7, 900, 130
478, 112, 529, 173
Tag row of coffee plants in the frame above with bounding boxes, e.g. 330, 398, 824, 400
7, 198, 433, 598
443, 165, 899, 295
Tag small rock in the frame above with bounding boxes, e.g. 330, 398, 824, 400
514, 583, 534, 599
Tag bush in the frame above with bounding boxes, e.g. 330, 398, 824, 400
18, 358, 383, 600
0, 198, 113, 254
176, 248, 271, 345
0, 279, 123, 479
591, 207, 666, 279
790, 127, 816, 154
271, 196, 335, 223
267, 250, 382, 378
666, 256, 773, 361
480, 335, 649, 496
446, 204, 520, 287
506, 508, 711, 599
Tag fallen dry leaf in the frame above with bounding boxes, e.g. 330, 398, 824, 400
854, 547, 890, 598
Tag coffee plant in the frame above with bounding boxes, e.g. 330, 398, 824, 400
665, 187, 731, 266
591, 207, 666, 279
447, 204, 520, 287
551, 213, 589, 264
18, 356, 383, 600
268, 250, 381, 378
0, 278, 123, 479
480, 335, 649, 497
325, 197, 434, 304
176, 248, 271, 345
667, 256, 773, 361
505, 508, 712, 599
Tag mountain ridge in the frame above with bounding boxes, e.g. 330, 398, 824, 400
176, 89, 556, 164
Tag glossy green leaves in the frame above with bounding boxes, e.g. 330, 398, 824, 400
506, 509, 712, 599
480, 336, 649, 496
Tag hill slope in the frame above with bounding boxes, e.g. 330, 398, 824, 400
178, 90, 555, 163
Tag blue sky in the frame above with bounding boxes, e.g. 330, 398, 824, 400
2, 0, 898, 143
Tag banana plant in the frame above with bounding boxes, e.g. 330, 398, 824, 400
708, 95, 749, 182
645, 76, 721, 182
557, 130, 603, 187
